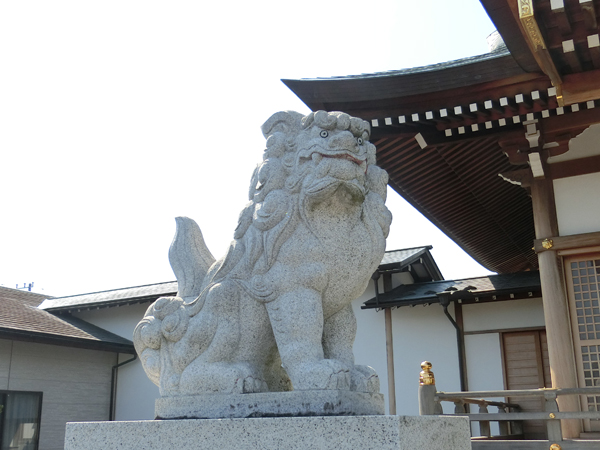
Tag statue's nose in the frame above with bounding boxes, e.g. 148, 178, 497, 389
329, 131, 359, 153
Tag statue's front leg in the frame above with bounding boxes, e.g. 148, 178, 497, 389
266, 288, 350, 390
323, 304, 380, 393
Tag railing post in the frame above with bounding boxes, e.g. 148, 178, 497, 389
418, 361, 439, 415
509, 406, 523, 436
544, 391, 563, 443
479, 403, 491, 437
497, 405, 509, 436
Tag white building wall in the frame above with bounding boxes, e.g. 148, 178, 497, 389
67, 285, 546, 422
554, 172, 600, 236
0, 339, 115, 450
73, 303, 159, 420
462, 298, 545, 333
352, 276, 460, 416
550, 123, 600, 237
462, 298, 545, 392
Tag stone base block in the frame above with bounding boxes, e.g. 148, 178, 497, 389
64, 415, 471, 450
155, 390, 384, 419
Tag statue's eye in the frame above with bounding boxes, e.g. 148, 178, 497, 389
357, 137, 363, 145
320, 130, 328, 138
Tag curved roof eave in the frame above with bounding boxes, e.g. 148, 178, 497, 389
282, 49, 535, 107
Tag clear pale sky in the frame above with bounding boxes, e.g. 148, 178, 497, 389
1, 1, 497, 297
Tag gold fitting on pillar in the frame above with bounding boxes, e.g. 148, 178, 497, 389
419, 361, 435, 386
549, 412, 556, 419
550, 444, 562, 450
542, 238, 554, 250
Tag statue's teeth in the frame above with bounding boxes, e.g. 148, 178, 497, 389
312, 152, 323, 164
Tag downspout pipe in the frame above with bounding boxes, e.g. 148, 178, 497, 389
437, 293, 467, 392
110, 353, 137, 421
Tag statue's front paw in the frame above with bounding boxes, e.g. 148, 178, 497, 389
350, 365, 380, 393
291, 360, 351, 391
179, 361, 267, 395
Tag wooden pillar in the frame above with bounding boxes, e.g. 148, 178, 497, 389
383, 273, 396, 415
530, 177, 581, 438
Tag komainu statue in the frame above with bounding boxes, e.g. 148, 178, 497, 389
134, 110, 392, 398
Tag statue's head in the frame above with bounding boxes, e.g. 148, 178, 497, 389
256, 110, 381, 205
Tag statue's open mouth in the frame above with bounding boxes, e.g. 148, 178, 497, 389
320, 152, 363, 166
301, 149, 367, 172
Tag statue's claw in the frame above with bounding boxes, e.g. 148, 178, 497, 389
350, 365, 380, 393
290, 359, 351, 391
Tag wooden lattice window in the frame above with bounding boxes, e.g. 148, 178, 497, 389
565, 254, 600, 432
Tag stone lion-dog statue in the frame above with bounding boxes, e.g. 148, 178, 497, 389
133, 110, 392, 397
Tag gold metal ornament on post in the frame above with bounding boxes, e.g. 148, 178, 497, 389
542, 238, 554, 250
419, 361, 435, 386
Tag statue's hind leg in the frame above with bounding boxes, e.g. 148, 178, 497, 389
176, 280, 266, 395
266, 287, 350, 390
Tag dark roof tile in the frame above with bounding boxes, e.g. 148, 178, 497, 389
0, 287, 134, 352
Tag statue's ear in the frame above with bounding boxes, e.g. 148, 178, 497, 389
261, 111, 305, 138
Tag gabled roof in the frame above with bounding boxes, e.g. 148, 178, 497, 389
362, 270, 541, 309
39, 247, 443, 312
379, 246, 444, 282
39, 281, 178, 313
0, 287, 134, 353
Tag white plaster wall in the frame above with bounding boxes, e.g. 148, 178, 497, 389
554, 172, 600, 236
352, 278, 461, 416
464, 333, 504, 392
465, 333, 504, 436
462, 298, 545, 333
73, 303, 159, 420
352, 284, 388, 408
390, 303, 461, 415
1, 339, 115, 450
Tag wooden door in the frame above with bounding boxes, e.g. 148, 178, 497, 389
502, 330, 551, 439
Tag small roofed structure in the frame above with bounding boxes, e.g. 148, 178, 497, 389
363, 271, 541, 309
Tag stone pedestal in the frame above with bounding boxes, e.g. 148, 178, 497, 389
155, 390, 384, 419
64, 415, 471, 450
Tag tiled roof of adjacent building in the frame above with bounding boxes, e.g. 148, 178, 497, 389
39, 247, 443, 312
380, 246, 432, 267
0, 286, 135, 353
39, 281, 178, 312
363, 271, 541, 309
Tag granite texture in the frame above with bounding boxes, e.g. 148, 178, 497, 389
155, 390, 384, 419
133, 111, 392, 404
64, 415, 471, 450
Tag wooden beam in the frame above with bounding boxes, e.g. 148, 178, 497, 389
499, 168, 532, 188
579, 0, 598, 32
562, 70, 600, 105
562, 39, 583, 73
541, 100, 600, 133
518, 0, 563, 94
588, 34, 600, 69
533, 230, 600, 253
550, 0, 572, 35
547, 153, 600, 179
